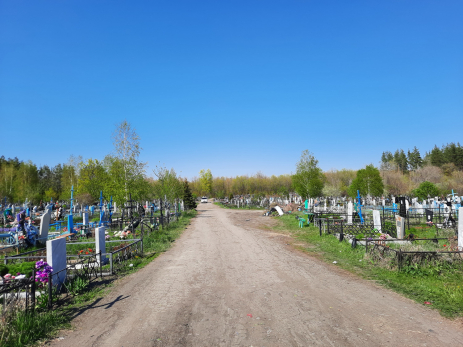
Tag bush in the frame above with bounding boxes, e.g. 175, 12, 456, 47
412, 181, 440, 200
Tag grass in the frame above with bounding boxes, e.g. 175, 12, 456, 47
0, 209, 197, 347
213, 202, 265, 210
273, 213, 463, 318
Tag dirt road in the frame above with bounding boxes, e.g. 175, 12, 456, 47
49, 203, 462, 346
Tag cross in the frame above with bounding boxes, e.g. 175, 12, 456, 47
356, 190, 364, 224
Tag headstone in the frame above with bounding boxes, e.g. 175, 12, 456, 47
347, 202, 353, 224
274, 206, 284, 216
373, 210, 381, 232
95, 226, 107, 265
83, 212, 89, 225
395, 215, 405, 239
39, 209, 51, 243
405, 199, 409, 211
47, 238, 66, 287
458, 207, 463, 251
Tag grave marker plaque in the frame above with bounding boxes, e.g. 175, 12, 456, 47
47, 238, 66, 287
373, 210, 381, 232
395, 215, 405, 239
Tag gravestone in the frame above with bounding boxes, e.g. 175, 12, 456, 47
373, 210, 381, 232
83, 212, 89, 225
274, 206, 284, 216
458, 207, 463, 251
47, 237, 66, 287
95, 226, 107, 265
39, 209, 51, 243
405, 199, 409, 211
395, 215, 405, 239
347, 202, 353, 224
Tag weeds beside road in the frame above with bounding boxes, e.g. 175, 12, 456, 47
0, 210, 197, 347
273, 213, 463, 318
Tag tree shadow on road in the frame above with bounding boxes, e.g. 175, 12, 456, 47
69, 294, 131, 320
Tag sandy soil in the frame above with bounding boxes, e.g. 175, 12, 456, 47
47, 203, 463, 347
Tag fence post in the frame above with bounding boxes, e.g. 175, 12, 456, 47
340, 221, 344, 242
141, 239, 143, 256
109, 252, 113, 276
31, 269, 36, 314
47, 272, 53, 310
398, 250, 403, 271
4, 256, 7, 265
318, 220, 322, 237
99, 251, 103, 278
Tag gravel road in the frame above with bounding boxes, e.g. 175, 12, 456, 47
48, 202, 463, 347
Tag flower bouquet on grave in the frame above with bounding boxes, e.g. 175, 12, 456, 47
35, 260, 53, 285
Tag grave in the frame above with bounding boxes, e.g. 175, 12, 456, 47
395, 215, 405, 239
95, 226, 107, 265
47, 237, 66, 287
83, 212, 89, 225
373, 210, 381, 232
458, 207, 462, 251
39, 209, 51, 243
347, 202, 353, 224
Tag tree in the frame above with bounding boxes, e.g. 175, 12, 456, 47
412, 181, 440, 200
380, 151, 395, 171
61, 155, 82, 199
112, 120, 146, 200
78, 159, 107, 201
393, 149, 408, 173
199, 169, 213, 196
291, 150, 324, 199
428, 146, 445, 167
348, 164, 384, 197
152, 166, 183, 203
407, 146, 423, 171
182, 180, 197, 209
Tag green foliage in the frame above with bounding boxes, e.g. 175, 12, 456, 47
291, 150, 324, 199
412, 181, 440, 200
78, 159, 107, 201
394, 149, 408, 173
407, 146, 423, 171
199, 169, 213, 195
152, 166, 183, 202
110, 120, 147, 203
182, 180, 197, 210
0, 309, 70, 347
348, 164, 384, 197
275, 214, 463, 317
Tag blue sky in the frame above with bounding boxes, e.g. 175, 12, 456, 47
1, 0, 462, 180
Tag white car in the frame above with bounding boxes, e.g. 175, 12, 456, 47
201, 197, 208, 203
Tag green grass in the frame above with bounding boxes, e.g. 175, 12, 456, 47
213, 202, 265, 210
274, 214, 463, 318
0, 209, 197, 347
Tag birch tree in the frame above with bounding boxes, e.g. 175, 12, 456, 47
111, 120, 147, 202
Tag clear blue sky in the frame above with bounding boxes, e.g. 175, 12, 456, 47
1, 0, 462, 180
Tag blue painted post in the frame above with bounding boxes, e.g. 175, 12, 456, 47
68, 185, 74, 233
356, 190, 364, 224
99, 191, 104, 226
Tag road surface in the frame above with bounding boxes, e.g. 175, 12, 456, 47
49, 202, 463, 346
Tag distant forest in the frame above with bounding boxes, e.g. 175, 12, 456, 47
1, 143, 462, 204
